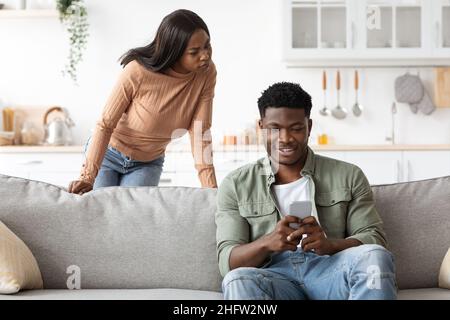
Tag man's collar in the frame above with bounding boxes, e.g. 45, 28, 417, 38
263, 146, 316, 187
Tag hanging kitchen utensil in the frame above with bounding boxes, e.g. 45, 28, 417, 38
352, 70, 363, 116
319, 70, 330, 116
331, 70, 347, 119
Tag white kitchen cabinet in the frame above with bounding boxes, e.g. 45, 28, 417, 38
431, 0, 450, 57
284, 0, 355, 63
343, 151, 403, 184
1, 148, 448, 188
283, 0, 450, 66
402, 151, 450, 182
314, 151, 347, 162
0, 152, 83, 188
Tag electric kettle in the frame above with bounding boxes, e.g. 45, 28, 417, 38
43, 106, 75, 146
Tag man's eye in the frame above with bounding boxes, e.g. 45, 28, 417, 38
291, 127, 304, 131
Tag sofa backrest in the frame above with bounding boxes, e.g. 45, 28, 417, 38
0, 174, 222, 291
1, 174, 449, 291
372, 175, 450, 289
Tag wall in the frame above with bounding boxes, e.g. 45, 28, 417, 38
0, 0, 449, 146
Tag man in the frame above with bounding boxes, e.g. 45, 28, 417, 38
215, 82, 397, 300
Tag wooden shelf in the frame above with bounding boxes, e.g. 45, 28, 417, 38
0, 9, 58, 19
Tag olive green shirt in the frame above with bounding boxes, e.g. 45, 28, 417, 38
215, 147, 388, 277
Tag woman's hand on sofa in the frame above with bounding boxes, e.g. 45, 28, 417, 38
68, 180, 93, 195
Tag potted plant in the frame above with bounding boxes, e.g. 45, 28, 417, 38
56, 0, 89, 84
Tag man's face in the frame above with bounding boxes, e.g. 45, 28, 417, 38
259, 107, 312, 166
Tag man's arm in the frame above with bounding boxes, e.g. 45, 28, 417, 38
215, 176, 300, 276
345, 165, 388, 248
287, 165, 386, 255
229, 216, 301, 270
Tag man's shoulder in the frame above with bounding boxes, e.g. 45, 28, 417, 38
313, 152, 368, 187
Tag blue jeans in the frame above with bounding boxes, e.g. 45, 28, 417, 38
84, 139, 164, 189
222, 244, 397, 300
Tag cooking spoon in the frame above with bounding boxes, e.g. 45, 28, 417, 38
331, 70, 348, 119
319, 70, 330, 116
352, 70, 363, 117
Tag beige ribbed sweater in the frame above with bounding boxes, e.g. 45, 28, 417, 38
79, 60, 217, 188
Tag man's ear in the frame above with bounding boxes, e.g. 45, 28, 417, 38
258, 119, 263, 129
308, 118, 313, 138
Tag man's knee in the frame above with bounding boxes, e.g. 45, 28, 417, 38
222, 267, 261, 288
350, 244, 395, 273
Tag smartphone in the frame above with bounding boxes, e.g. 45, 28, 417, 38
288, 200, 312, 229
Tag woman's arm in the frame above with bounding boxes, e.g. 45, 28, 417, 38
189, 63, 217, 188
69, 62, 142, 193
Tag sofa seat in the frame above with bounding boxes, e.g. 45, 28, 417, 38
0, 289, 224, 300
1, 289, 449, 300
397, 288, 450, 300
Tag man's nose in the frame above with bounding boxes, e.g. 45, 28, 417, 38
278, 129, 293, 143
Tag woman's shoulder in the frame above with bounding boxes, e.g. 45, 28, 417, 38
122, 60, 146, 75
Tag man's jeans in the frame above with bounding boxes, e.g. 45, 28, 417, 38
222, 244, 397, 300
84, 139, 164, 189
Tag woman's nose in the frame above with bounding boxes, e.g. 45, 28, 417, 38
200, 49, 210, 61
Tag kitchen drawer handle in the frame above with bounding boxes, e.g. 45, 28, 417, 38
159, 178, 172, 183
18, 160, 43, 165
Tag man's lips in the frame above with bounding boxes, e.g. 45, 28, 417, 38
278, 146, 298, 156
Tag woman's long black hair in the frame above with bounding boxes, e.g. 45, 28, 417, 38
120, 9, 210, 71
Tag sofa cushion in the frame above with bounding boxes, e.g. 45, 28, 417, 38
372, 176, 450, 289
0, 221, 43, 294
439, 248, 450, 289
0, 174, 222, 291
0, 289, 223, 300
397, 288, 450, 300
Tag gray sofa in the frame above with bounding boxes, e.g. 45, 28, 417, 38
0, 173, 449, 300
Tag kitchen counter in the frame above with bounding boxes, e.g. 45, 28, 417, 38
1, 144, 450, 153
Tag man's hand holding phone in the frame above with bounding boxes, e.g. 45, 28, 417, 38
285, 201, 336, 256
261, 216, 301, 253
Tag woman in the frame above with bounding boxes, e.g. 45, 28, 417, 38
68, 9, 217, 194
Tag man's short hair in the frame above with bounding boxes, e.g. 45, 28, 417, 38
257, 82, 312, 118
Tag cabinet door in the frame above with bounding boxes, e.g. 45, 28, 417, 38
0, 153, 84, 187
362, 0, 430, 58
284, 0, 354, 63
29, 171, 80, 188
403, 151, 450, 182
313, 150, 347, 162
432, 0, 450, 57
344, 151, 403, 185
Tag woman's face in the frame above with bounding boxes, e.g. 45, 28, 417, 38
172, 28, 212, 74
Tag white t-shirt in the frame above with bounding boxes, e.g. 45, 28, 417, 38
272, 176, 324, 248
271, 176, 310, 217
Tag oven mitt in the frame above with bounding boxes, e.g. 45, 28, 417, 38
410, 89, 436, 115
395, 73, 424, 104
408, 102, 419, 114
